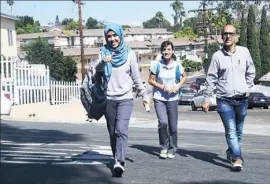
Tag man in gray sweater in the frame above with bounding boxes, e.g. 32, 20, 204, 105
202, 24, 256, 171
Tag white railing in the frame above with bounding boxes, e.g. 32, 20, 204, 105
1, 58, 82, 106
50, 81, 81, 105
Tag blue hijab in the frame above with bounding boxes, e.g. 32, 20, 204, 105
101, 23, 129, 81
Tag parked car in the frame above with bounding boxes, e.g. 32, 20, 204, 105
1, 89, 12, 115
178, 87, 197, 105
190, 77, 206, 91
191, 89, 217, 111
248, 92, 270, 109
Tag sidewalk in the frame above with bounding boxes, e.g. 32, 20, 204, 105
1, 100, 270, 136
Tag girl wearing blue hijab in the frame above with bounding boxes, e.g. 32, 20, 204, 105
95, 23, 150, 177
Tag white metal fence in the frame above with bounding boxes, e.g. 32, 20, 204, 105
50, 81, 81, 105
14, 62, 50, 105
1, 59, 82, 106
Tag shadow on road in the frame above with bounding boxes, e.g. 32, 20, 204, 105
130, 144, 231, 169
0, 122, 84, 143
0, 122, 122, 184
177, 148, 231, 169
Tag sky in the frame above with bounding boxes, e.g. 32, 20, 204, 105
1, 1, 201, 27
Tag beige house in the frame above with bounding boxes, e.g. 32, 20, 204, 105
1, 13, 18, 58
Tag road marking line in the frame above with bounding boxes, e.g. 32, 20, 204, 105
1, 142, 43, 146
0, 160, 111, 165
1, 150, 67, 155
4, 147, 87, 152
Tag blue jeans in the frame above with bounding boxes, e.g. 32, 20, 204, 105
217, 97, 248, 161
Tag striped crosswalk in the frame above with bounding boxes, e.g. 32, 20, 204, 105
0, 140, 114, 165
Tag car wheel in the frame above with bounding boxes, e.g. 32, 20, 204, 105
191, 102, 197, 111
263, 106, 269, 109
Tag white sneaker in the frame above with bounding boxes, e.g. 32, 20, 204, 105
231, 158, 243, 172
160, 150, 168, 159
167, 153, 175, 159
113, 161, 124, 177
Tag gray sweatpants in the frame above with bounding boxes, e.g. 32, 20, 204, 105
105, 99, 133, 162
153, 99, 178, 153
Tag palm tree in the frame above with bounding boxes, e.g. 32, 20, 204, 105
6, 0, 14, 14
155, 11, 164, 28
170, 0, 185, 28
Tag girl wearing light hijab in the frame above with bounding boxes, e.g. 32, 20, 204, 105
94, 23, 150, 177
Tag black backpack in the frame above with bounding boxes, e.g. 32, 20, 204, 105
80, 69, 107, 121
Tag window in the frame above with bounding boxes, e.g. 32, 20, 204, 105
7, 29, 13, 46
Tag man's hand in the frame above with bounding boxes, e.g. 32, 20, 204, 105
102, 55, 112, 62
143, 100, 151, 112
201, 101, 210, 113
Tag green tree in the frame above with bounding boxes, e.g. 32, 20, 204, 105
259, 5, 270, 77
22, 37, 77, 81
174, 26, 198, 39
238, 11, 247, 47
203, 43, 220, 74
170, 0, 185, 28
143, 12, 171, 29
15, 16, 41, 34
61, 18, 73, 25
182, 59, 202, 72
55, 15, 60, 25
86, 17, 98, 29
122, 25, 131, 28
64, 20, 82, 30
183, 17, 198, 33
247, 5, 261, 80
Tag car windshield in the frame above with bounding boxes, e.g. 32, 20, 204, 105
251, 93, 265, 97
181, 88, 196, 93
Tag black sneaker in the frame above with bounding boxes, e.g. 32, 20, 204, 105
113, 162, 124, 177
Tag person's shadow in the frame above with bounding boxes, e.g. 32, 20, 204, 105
130, 144, 231, 169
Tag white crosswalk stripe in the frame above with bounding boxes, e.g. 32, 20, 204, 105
0, 140, 113, 165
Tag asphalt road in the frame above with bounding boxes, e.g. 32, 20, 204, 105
1, 120, 270, 184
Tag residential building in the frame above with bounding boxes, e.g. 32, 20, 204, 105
259, 72, 270, 86
124, 28, 174, 41
1, 13, 18, 58
16, 28, 175, 49
16, 30, 70, 48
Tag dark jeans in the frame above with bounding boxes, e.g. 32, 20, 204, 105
104, 99, 133, 162
217, 97, 248, 161
153, 99, 178, 153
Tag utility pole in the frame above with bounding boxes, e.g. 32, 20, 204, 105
188, 1, 218, 71
73, 0, 86, 81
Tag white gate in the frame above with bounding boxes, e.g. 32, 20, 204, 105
14, 62, 50, 105
1, 59, 50, 105
0, 59, 15, 102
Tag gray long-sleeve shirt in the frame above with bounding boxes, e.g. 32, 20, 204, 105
204, 46, 256, 101
94, 50, 149, 101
